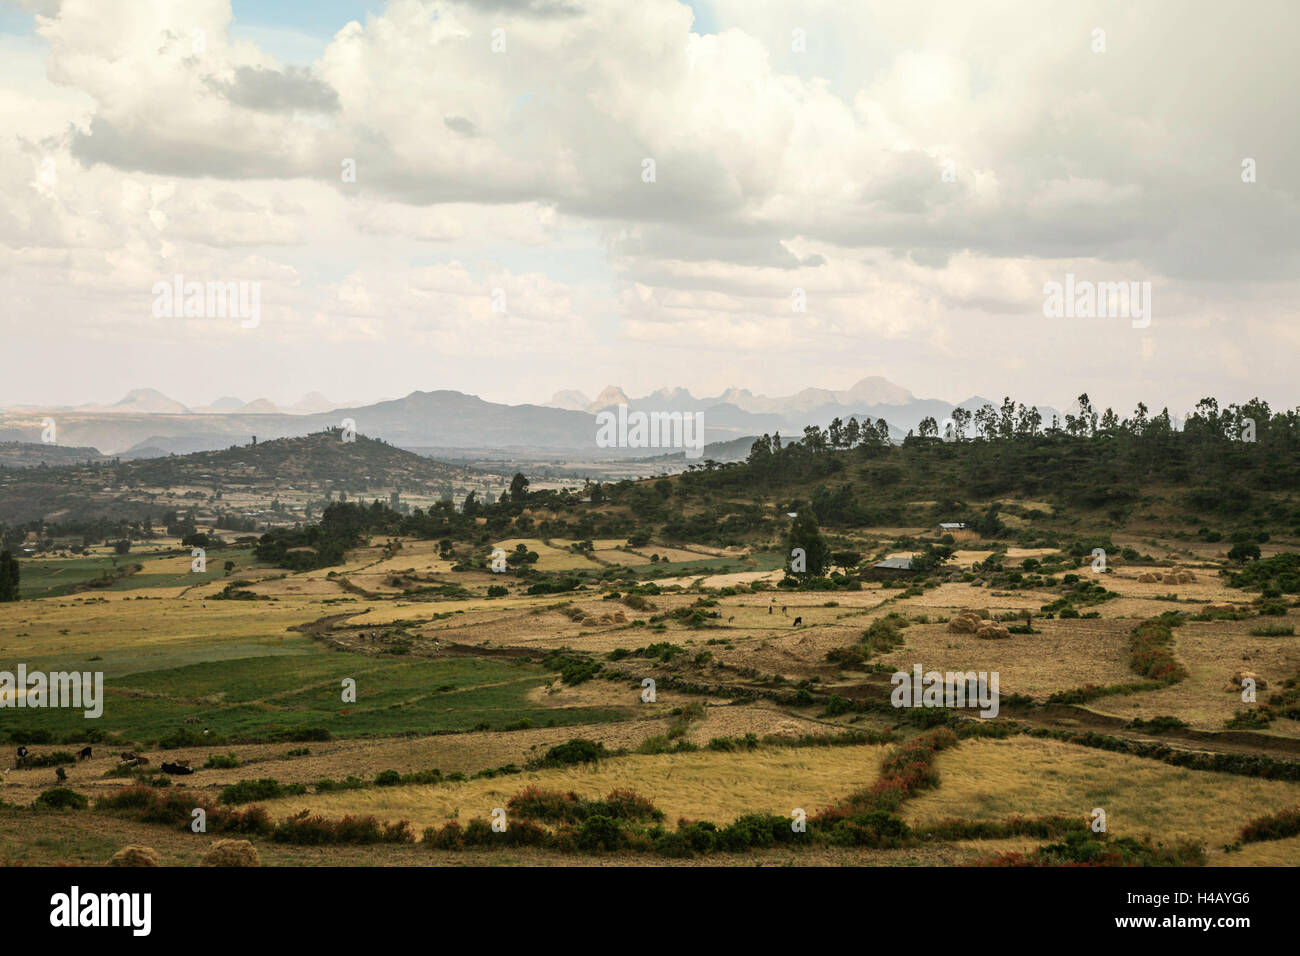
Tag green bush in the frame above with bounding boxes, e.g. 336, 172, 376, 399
221, 778, 288, 805
538, 738, 608, 767
575, 814, 626, 852
35, 787, 88, 810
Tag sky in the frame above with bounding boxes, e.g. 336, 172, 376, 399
1, 0, 1297, 415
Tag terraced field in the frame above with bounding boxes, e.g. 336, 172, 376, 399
2, 530, 1298, 868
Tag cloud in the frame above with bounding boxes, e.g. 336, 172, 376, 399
443, 115, 478, 136
207, 65, 340, 114
3, 0, 1300, 413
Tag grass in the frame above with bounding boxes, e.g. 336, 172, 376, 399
253, 743, 893, 836
0, 648, 632, 743
905, 736, 1300, 855
4, 525, 1298, 867
17, 549, 260, 598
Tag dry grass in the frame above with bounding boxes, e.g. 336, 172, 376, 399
253, 743, 891, 833
906, 736, 1300, 861
1089, 614, 1300, 734
877, 618, 1134, 698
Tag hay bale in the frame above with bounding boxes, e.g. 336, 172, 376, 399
201, 839, 260, 867
1222, 671, 1263, 691
1137, 572, 1161, 583
109, 845, 161, 867
976, 624, 1011, 640
612, 611, 627, 623
947, 612, 983, 634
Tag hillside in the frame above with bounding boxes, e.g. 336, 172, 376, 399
0, 431, 499, 528
0, 441, 108, 469
123, 431, 481, 489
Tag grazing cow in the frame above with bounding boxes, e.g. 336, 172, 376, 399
77, 746, 92, 761
727, 616, 734, 623
55, 767, 67, 782
768, 606, 773, 615
793, 616, 803, 626
160, 761, 193, 776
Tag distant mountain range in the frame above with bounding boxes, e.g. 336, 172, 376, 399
0, 378, 1061, 458
546, 378, 1060, 446
5, 388, 360, 417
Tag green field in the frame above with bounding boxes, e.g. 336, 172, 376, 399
0, 644, 629, 746
18, 548, 260, 598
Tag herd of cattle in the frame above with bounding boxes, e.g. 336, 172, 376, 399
12, 745, 195, 783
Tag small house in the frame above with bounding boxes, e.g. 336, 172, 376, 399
863, 557, 918, 581
936, 521, 976, 542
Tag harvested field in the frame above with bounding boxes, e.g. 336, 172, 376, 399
253, 743, 893, 834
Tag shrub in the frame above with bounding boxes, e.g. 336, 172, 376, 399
575, 814, 626, 852
34, 787, 88, 810
1238, 806, 1300, 844
538, 738, 608, 767
823, 694, 854, 717
22, 751, 76, 768
272, 812, 413, 845
1249, 624, 1295, 637
221, 778, 287, 805
158, 727, 217, 750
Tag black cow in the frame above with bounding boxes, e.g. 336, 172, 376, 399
793, 616, 803, 626
160, 761, 194, 776
77, 746, 92, 760
55, 767, 67, 782
768, 606, 773, 615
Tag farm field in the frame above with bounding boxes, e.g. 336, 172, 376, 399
3, 519, 1298, 870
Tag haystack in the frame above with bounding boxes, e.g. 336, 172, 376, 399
1164, 569, 1196, 584
947, 608, 991, 634
201, 839, 260, 867
109, 845, 161, 867
1226, 670, 1267, 692
976, 623, 1011, 640
1137, 572, 1161, 583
